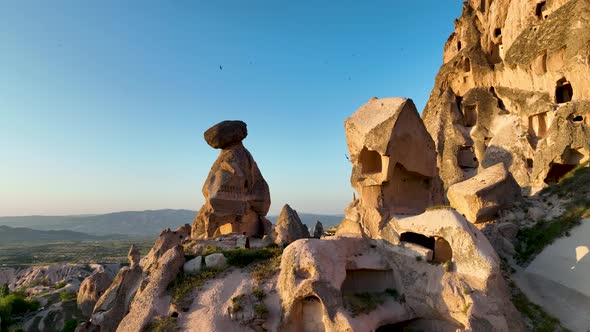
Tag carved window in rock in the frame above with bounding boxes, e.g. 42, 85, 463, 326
462, 57, 471, 72
528, 112, 548, 139
341, 269, 396, 294
463, 104, 477, 127
555, 79, 573, 103
359, 147, 382, 175
458, 146, 478, 169
400, 232, 434, 250
536, 1, 546, 18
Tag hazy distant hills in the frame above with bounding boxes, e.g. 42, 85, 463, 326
0, 209, 196, 237
0, 225, 114, 243
0, 209, 343, 239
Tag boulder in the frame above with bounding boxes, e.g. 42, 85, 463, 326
497, 222, 519, 239
204, 120, 248, 149
192, 120, 272, 239
77, 271, 113, 317
527, 206, 545, 222
183, 256, 202, 275
204, 253, 227, 270
448, 163, 521, 223
271, 204, 310, 245
312, 221, 324, 239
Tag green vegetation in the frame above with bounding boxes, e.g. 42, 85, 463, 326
250, 254, 282, 283
415, 256, 422, 262
146, 316, 177, 332
62, 319, 78, 332
231, 294, 244, 313
343, 289, 403, 317
254, 303, 269, 319
425, 205, 453, 211
252, 287, 266, 301
168, 268, 222, 303
516, 165, 590, 264
0, 238, 154, 265
59, 291, 77, 303
55, 281, 67, 290
511, 291, 570, 332
0, 289, 41, 330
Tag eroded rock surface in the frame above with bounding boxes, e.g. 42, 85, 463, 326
448, 163, 521, 223
279, 210, 523, 331
192, 120, 272, 239
341, 97, 441, 238
421, 0, 590, 195
269, 204, 310, 246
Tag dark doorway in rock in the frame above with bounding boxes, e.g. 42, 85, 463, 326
463, 104, 477, 127
388, 163, 432, 214
458, 146, 478, 169
480, 0, 486, 12
555, 79, 573, 103
536, 1, 546, 18
434, 237, 453, 263
400, 232, 434, 250
463, 57, 471, 72
544, 163, 577, 184
527, 158, 534, 169
457, 41, 462, 51
494, 28, 502, 37
376, 318, 462, 332
359, 147, 382, 175
572, 115, 583, 122
341, 269, 396, 294
291, 295, 325, 332
456, 95, 463, 111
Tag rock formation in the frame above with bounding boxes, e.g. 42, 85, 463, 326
77, 271, 114, 317
312, 220, 324, 239
268, 204, 310, 246
339, 97, 441, 238
279, 209, 524, 331
448, 162, 521, 223
80, 225, 190, 332
421, 0, 590, 196
191, 120, 272, 239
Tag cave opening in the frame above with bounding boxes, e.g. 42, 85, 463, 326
341, 269, 397, 294
457, 41, 462, 51
536, 1, 546, 18
494, 28, 502, 37
400, 232, 434, 250
555, 79, 573, 103
463, 104, 477, 127
359, 147, 382, 175
572, 115, 583, 122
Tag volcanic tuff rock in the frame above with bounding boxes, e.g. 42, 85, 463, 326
448, 162, 521, 223
204, 120, 248, 149
312, 220, 324, 239
80, 225, 190, 332
269, 204, 310, 246
421, 0, 590, 196
77, 271, 114, 317
279, 210, 523, 331
340, 97, 441, 238
192, 120, 272, 239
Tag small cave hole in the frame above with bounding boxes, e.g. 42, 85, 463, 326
171, 311, 179, 318
536, 1, 546, 18
463, 104, 478, 127
572, 115, 583, 122
527, 158, 534, 169
359, 147, 382, 175
555, 79, 573, 103
400, 232, 434, 251
462, 58, 471, 72
480, 0, 486, 12
494, 28, 502, 37
457, 41, 462, 51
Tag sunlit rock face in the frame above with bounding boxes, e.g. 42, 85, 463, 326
422, 0, 590, 196
278, 210, 525, 332
340, 97, 441, 238
191, 120, 272, 239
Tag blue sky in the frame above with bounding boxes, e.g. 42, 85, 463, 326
0, 1, 462, 216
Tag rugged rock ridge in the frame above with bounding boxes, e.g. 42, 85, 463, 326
422, 0, 590, 195
191, 120, 272, 239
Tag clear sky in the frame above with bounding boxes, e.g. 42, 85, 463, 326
0, 1, 462, 217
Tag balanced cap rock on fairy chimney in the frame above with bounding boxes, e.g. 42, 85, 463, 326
191, 120, 272, 239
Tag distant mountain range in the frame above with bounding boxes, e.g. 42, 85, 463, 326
0, 225, 124, 243
0, 209, 343, 240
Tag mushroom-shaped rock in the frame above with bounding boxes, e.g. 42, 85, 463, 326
271, 204, 310, 245
204, 120, 248, 149
77, 272, 114, 317
447, 163, 521, 223
192, 121, 272, 239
